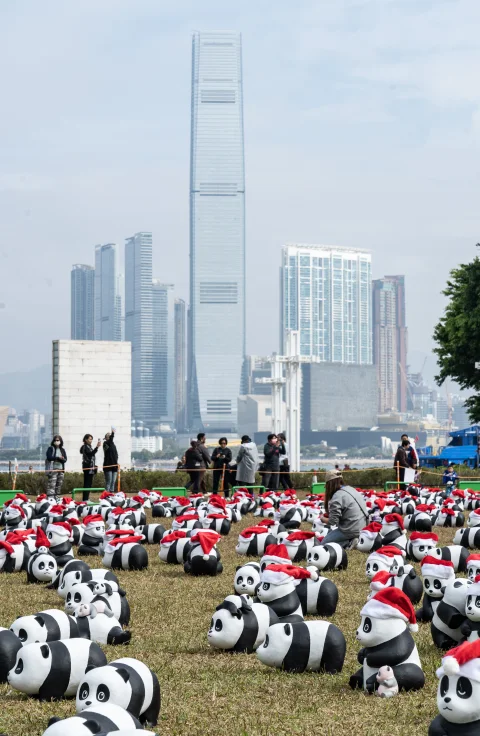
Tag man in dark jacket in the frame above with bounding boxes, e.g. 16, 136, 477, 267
45, 435, 67, 498
211, 438, 232, 496
103, 428, 119, 492
197, 433, 211, 492
394, 437, 413, 487
262, 434, 285, 491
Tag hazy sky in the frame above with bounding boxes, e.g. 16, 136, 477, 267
1, 0, 480, 385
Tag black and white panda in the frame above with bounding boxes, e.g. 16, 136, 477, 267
307, 543, 348, 571
234, 562, 262, 596
74, 602, 131, 646
255, 519, 286, 537
296, 568, 339, 617
201, 513, 231, 536
380, 514, 408, 550
460, 576, 480, 642
208, 594, 279, 653
40, 703, 143, 735
431, 578, 471, 650
453, 528, 480, 550
349, 587, 425, 693
369, 564, 423, 605
364, 546, 404, 580
102, 532, 148, 571
64, 582, 130, 626
50, 559, 91, 590
428, 641, 480, 736
253, 501, 276, 519
0, 503, 28, 536
467, 554, 480, 582
416, 556, 456, 622
152, 500, 172, 518
46, 522, 75, 566
433, 507, 465, 528
184, 530, 222, 576
135, 524, 166, 544
276, 504, 302, 529
257, 620, 346, 673
57, 568, 119, 600
7, 638, 107, 699
235, 527, 277, 557
76, 657, 160, 726
433, 546, 470, 573
0, 536, 32, 572
404, 505, 434, 532
78, 515, 106, 556
357, 523, 383, 553
158, 530, 192, 564
283, 531, 322, 562
0, 628, 23, 683
171, 512, 202, 532
406, 532, 439, 562
256, 564, 304, 622
10, 609, 78, 645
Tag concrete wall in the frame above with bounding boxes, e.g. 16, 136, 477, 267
302, 363, 378, 431
52, 340, 131, 472
238, 394, 286, 439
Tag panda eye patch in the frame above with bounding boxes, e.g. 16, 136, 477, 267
440, 675, 449, 696
74, 593, 81, 603
284, 624, 291, 636
214, 619, 223, 632
424, 580, 430, 589
79, 683, 89, 700
49, 561, 55, 568
237, 576, 243, 584
15, 658, 23, 674
434, 580, 442, 590
372, 564, 378, 572
419, 547, 424, 552
263, 634, 269, 648
457, 677, 472, 699
476, 598, 480, 609
39, 562, 45, 570
313, 553, 319, 561
18, 629, 27, 642
363, 617, 372, 633
262, 583, 270, 591
96, 685, 110, 702
247, 577, 254, 585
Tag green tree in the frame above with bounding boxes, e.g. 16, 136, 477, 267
433, 248, 480, 421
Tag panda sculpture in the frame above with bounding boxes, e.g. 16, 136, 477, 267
40, 703, 143, 735
74, 603, 131, 646
57, 567, 119, 599
7, 638, 107, 699
467, 554, 480, 582
369, 565, 423, 605
256, 519, 286, 537
171, 512, 202, 532
10, 609, 79, 645
259, 543, 291, 573
364, 546, 405, 580
380, 514, 408, 550
283, 531, 322, 562
433, 507, 465, 528
276, 504, 302, 530
152, 500, 172, 518
234, 562, 262, 596
201, 513, 231, 536
102, 532, 148, 571
135, 524, 166, 544
256, 564, 306, 623
50, 559, 91, 590
0, 536, 32, 572
460, 575, 480, 642
46, 522, 75, 566
235, 527, 277, 557
208, 594, 279, 653
357, 522, 383, 553
416, 556, 456, 623
253, 501, 276, 520
0, 628, 23, 683
428, 641, 480, 736
306, 543, 348, 572
404, 505, 434, 533
65, 582, 130, 626
76, 657, 160, 726
158, 530, 192, 564
296, 567, 339, 617
78, 515, 105, 556
406, 532, 439, 562
349, 587, 424, 693
257, 620, 346, 673
453, 528, 480, 550
433, 546, 470, 574
184, 530, 222, 576
431, 579, 472, 650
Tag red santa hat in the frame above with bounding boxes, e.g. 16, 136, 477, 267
409, 532, 439, 547
415, 504, 436, 513
261, 543, 290, 565
209, 496, 227, 512
106, 534, 143, 549
260, 502, 274, 510
206, 513, 228, 520
190, 530, 221, 559
361, 522, 383, 539
46, 521, 72, 539
8, 505, 26, 519
382, 513, 404, 531
175, 513, 199, 523
421, 555, 455, 579
36, 494, 47, 502
35, 527, 50, 550
105, 528, 134, 537
175, 497, 192, 507
367, 546, 405, 566
8, 529, 34, 541
467, 554, 480, 567
60, 497, 74, 506
0, 539, 15, 555
361, 587, 418, 632
239, 526, 271, 540
161, 530, 188, 545
469, 509, 480, 525
130, 495, 145, 505
257, 519, 276, 528
48, 505, 66, 515
109, 507, 127, 517
14, 493, 29, 504
437, 640, 480, 682
262, 563, 319, 585
369, 570, 392, 593
83, 514, 104, 528
373, 498, 387, 511
285, 531, 317, 542
100, 491, 114, 500
440, 507, 456, 517
452, 489, 465, 499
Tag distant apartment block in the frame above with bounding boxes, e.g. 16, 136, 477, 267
373, 276, 407, 412
71, 264, 94, 340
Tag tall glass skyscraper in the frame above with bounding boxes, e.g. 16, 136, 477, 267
71, 264, 94, 340
174, 298, 187, 432
373, 276, 407, 412
94, 243, 119, 341
281, 244, 372, 364
152, 281, 175, 425
189, 31, 246, 431
125, 232, 153, 425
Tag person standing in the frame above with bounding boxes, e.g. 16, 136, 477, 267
103, 428, 118, 493
401, 434, 418, 469
80, 434, 101, 502
320, 471, 369, 549
45, 435, 67, 499
211, 438, 232, 496
277, 432, 292, 490
185, 440, 203, 493
262, 434, 285, 491
236, 435, 259, 487
393, 437, 412, 486
197, 433, 211, 492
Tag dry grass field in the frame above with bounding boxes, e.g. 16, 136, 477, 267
0, 497, 460, 736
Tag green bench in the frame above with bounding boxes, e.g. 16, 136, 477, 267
311, 482, 326, 494
459, 481, 480, 492
152, 487, 188, 498
0, 490, 22, 505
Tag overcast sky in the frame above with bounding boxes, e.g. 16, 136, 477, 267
1, 0, 479, 385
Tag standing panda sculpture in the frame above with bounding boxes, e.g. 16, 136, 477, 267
76, 657, 160, 726
428, 640, 480, 736
259, 543, 291, 573
7, 638, 107, 699
40, 703, 143, 735
460, 575, 480, 642
0, 535, 32, 573
433, 507, 465, 528
369, 565, 423, 605
208, 594, 279, 653
102, 532, 148, 571
234, 563, 262, 596
201, 513, 231, 536
184, 530, 222, 576
431, 578, 471, 650
257, 619, 346, 673
135, 524, 166, 544
349, 587, 425, 693
417, 556, 456, 622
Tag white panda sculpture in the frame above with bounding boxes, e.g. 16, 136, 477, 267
46, 522, 75, 566
234, 562, 262, 596
135, 524, 166, 544
417, 556, 456, 623
307, 542, 348, 571
454, 528, 480, 550
159, 530, 192, 564
256, 564, 307, 623
76, 657, 160, 726
460, 575, 480, 642
102, 532, 148, 571
467, 554, 480, 581
208, 594, 279, 653
256, 620, 346, 673
283, 531, 322, 562
349, 587, 424, 693
365, 546, 405, 580
0, 628, 23, 683
406, 532, 439, 562
380, 514, 408, 550
64, 582, 130, 626
235, 527, 277, 557
184, 530, 223, 576
296, 567, 339, 617
74, 603, 131, 646
57, 568, 120, 600
7, 638, 107, 699
368, 565, 423, 605
428, 641, 480, 736
40, 703, 143, 735
78, 515, 106, 556
10, 609, 78, 645
431, 578, 471, 650
357, 522, 383, 553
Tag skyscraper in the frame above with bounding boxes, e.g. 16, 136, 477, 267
125, 232, 153, 426
71, 264, 94, 340
152, 281, 175, 426
115, 273, 125, 342
281, 244, 372, 363
94, 243, 119, 341
373, 275, 407, 412
174, 299, 186, 431
189, 31, 246, 432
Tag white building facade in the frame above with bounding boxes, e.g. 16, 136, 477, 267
52, 340, 131, 472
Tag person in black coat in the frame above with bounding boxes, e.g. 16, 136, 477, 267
103, 428, 119, 493
211, 438, 233, 496
185, 440, 203, 493
80, 434, 101, 501
45, 435, 67, 498
262, 434, 285, 491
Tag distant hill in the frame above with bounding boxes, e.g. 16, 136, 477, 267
0, 364, 51, 414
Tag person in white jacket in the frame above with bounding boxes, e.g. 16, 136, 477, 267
236, 435, 259, 486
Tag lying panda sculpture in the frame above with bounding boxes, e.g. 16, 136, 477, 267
208, 594, 278, 654
256, 620, 346, 673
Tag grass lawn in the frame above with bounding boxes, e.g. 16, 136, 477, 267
0, 497, 458, 736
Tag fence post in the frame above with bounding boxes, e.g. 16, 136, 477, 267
220, 464, 226, 494
396, 461, 400, 490
117, 465, 121, 493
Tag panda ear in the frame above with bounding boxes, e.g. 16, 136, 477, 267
40, 644, 50, 659
85, 664, 97, 673
408, 568, 416, 579
86, 582, 96, 591
34, 616, 46, 626
235, 565, 243, 572
83, 720, 102, 734
115, 667, 130, 682
47, 717, 64, 726
104, 584, 112, 595
396, 566, 405, 577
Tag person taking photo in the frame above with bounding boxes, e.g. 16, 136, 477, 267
103, 427, 118, 493
80, 434, 101, 501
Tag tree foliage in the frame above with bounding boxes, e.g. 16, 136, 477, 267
433, 250, 480, 422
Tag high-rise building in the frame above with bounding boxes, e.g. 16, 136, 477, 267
372, 276, 407, 413
281, 244, 372, 363
189, 31, 246, 432
174, 299, 187, 432
125, 232, 153, 426
71, 264, 94, 340
115, 273, 125, 342
94, 244, 119, 341
152, 281, 175, 426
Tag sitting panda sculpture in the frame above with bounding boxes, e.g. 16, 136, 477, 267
417, 556, 456, 623
365, 546, 405, 580
46, 522, 75, 566
357, 522, 383, 553
77, 515, 105, 556
26, 526, 58, 583
208, 594, 279, 653
234, 562, 262, 596
460, 575, 480, 643
349, 587, 425, 693
184, 530, 223, 576
431, 579, 471, 651
429, 640, 480, 736
257, 619, 346, 673
256, 564, 310, 623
